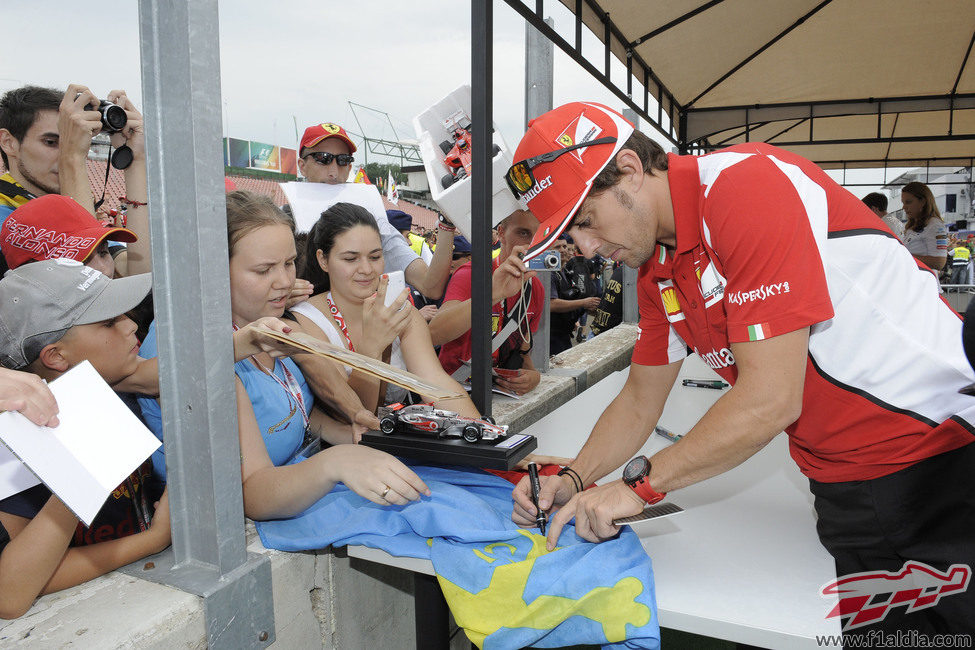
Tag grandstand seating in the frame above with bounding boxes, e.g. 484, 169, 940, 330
12, 161, 440, 232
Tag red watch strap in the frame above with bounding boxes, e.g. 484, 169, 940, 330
629, 476, 666, 505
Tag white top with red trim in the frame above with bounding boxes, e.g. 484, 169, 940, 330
632, 143, 975, 483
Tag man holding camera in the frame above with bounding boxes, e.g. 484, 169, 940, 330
0, 84, 150, 277
429, 209, 544, 396
508, 102, 974, 635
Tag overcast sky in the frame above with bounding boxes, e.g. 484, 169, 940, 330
2, 0, 900, 196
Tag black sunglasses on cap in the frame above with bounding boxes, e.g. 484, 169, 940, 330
305, 151, 355, 167
505, 136, 617, 199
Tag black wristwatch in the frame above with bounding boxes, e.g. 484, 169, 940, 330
622, 455, 666, 504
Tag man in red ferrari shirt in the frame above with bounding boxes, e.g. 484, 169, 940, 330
509, 102, 974, 635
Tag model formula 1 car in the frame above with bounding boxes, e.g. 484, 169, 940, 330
438, 111, 500, 189
378, 403, 509, 444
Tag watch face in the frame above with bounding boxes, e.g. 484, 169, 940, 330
623, 456, 650, 484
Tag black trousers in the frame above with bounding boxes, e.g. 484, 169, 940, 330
809, 443, 975, 638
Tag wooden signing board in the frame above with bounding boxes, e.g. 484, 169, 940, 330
253, 325, 462, 400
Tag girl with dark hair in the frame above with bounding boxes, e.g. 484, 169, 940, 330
292, 202, 479, 415
901, 181, 948, 272
140, 192, 430, 519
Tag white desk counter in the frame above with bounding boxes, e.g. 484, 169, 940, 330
350, 355, 842, 648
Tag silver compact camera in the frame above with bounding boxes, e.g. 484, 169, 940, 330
526, 250, 561, 271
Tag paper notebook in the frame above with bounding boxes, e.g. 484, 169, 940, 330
253, 325, 462, 400
0, 361, 161, 526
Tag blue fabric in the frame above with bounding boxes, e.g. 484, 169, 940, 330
256, 464, 660, 649
138, 321, 312, 479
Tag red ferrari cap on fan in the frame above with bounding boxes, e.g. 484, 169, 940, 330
299, 122, 357, 155
0, 195, 137, 270
513, 102, 634, 259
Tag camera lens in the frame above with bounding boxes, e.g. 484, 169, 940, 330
544, 252, 559, 269
100, 101, 127, 132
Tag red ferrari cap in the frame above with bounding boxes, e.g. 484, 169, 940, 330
513, 102, 633, 259
299, 122, 357, 155
0, 195, 137, 270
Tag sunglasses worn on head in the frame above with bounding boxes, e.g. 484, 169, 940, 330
505, 136, 617, 199
305, 151, 355, 167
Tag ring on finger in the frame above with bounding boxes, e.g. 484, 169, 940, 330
379, 484, 390, 499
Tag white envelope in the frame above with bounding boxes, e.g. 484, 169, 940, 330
0, 361, 161, 527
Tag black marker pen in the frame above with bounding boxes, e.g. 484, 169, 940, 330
528, 462, 547, 534
682, 379, 729, 389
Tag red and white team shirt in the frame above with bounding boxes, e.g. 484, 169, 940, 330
633, 143, 975, 483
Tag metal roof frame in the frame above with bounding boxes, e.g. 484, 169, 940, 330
503, 0, 975, 169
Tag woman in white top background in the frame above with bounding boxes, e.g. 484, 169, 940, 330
901, 181, 948, 272
292, 202, 479, 420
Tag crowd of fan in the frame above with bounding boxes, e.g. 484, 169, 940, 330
0, 83, 618, 618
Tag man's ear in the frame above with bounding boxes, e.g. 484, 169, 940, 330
0, 128, 19, 160
296, 155, 307, 177
37, 343, 71, 373
615, 149, 645, 192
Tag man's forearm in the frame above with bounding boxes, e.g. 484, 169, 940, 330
119, 160, 150, 276
550, 298, 587, 313
428, 299, 472, 347
570, 384, 665, 487
646, 385, 789, 493
415, 229, 453, 300
57, 152, 94, 214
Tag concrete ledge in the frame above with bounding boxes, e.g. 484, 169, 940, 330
490, 323, 637, 432
550, 323, 637, 391
0, 523, 423, 649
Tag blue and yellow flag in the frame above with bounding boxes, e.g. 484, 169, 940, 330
256, 464, 660, 649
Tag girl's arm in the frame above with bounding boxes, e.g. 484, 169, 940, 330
288, 314, 379, 434
237, 379, 430, 520
0, 491, 170, 619
397, 310, 480, 417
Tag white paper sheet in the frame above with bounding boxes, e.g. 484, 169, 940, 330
0, 444, 41, 501
0, 362, 161, 526
281, 181, 393, 236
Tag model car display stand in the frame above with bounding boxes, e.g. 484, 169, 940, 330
360, 430, 537, 470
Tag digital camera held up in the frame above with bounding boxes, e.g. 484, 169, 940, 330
526, 250, 561, 271
85, 99, 127, 134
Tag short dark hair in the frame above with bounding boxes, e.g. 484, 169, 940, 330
590, 130, 668, 195
0, 85, 62, 169
862, 192, 888, 212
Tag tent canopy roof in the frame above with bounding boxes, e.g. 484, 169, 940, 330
553, 0, 975, 169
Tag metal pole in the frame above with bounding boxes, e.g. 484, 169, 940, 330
526, 16, 554, 371
621, 109, 642, 324
471, 0, 493, 415
129, 2, 273, 647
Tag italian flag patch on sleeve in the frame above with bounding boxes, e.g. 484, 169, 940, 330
747, 322, 770, 341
